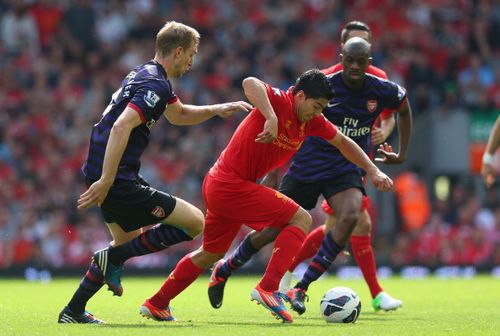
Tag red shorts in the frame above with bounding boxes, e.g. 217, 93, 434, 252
202, 174, 299, 253
321, 196, 371, 216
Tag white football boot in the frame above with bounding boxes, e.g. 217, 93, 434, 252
372, 292, 403, 311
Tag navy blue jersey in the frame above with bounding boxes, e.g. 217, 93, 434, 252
82, 60, 178, 181
287, 72, 406, 182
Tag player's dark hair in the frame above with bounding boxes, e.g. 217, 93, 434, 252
292, 69, 334, 101
341, 21, 371, 43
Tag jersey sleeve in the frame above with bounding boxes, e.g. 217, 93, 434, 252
384, 81, 407, 110
368, 66, 394, 120
265, 83, 285, 105
128, 80, 178, 123
307, 115, 338, 140
264, 83, 289, 116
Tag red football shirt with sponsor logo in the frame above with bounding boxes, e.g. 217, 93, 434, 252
209, 84, 337, 182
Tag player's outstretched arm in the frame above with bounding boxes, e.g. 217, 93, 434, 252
242, 77, 278, 143
78, 107, 141, 210
482, 115, 500, 188
163, 99, 252, 126
329, 131, 393, 192
375, 99, 412, 164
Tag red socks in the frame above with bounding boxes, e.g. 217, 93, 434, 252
288, 225, 326, 272
258, 226, 305, 292
149, 254, 204, 308
350, 235, 383, 298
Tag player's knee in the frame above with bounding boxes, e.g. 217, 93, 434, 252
289, 207, 312, 232
337, 208, 359, 229
189, 207, 205, 237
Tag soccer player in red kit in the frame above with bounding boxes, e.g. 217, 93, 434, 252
139, 69, 393, 323
208, 21, 403, 314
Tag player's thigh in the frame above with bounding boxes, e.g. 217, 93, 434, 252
327, 189, 363, 243
352, 209, 372, 236
327, 188, 363, 221
323, 173, 364, 220
325, 194, 371, 233
161, 197, 204, 237
106, 222, 142, 246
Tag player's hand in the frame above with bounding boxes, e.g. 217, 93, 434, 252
255, 116, 278, 143
216, 101, 253, 118
375, 142, 406, 164
77, 179, 112, 210
481, 163, 496, 188
371, 126, 386, 145
367, 167, 393, 192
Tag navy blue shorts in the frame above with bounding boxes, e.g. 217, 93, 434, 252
278, 172, 365, 210
87, 178, 177, 232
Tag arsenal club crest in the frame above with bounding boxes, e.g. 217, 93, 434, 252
151, 206, 165, 218
367, 99, 378, 112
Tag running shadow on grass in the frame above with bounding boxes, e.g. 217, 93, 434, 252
102, 320, 320, 328
102, 323, 195, 328
204, 320, 320, 327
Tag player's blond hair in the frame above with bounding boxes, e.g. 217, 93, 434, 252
156, 21, 200, 57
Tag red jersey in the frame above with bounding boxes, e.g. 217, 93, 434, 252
210, 84, 337, 182
322, 63, 393, 120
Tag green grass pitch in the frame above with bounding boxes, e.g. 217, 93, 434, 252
1, 275, 499, 336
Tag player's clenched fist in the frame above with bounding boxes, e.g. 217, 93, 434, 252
368, 168, 393, 192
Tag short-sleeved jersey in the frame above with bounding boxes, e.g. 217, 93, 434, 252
287, 72, 407, 182
209, 84, 337, 182
82, 60, 178, 181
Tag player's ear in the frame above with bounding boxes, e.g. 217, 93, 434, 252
296, 90, 306, 102
368, 57, 373, 67
174, 46, 183, 57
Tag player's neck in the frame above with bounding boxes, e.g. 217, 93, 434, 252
342, 74, 365, 90
153, 55, 172, 77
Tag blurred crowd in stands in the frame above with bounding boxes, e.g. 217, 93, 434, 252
0, 0, 499, 271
